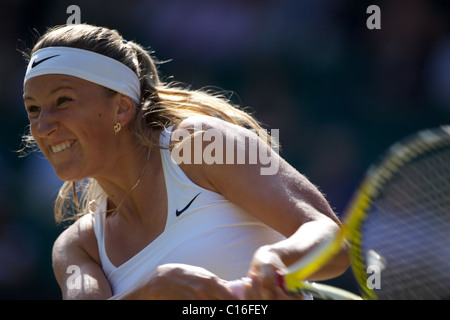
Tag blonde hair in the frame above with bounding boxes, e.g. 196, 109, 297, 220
23, 24, 273, 223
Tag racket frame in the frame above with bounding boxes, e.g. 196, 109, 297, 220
283, 125, 450, 300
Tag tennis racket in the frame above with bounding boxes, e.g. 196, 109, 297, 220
228, 276, 362, 300
231, 125, 450, 300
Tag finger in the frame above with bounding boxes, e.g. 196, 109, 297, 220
248, 272, 275, 300
212, 280, 238, 300
190, 278, 237, 300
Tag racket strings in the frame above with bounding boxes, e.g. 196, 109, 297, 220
356, 144, 450, 299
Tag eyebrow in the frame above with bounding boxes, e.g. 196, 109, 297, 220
23, 85, 75, 101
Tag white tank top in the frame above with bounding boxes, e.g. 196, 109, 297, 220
93, 127, 285, 295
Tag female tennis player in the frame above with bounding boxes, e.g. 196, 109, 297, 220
22, 24, 349, 299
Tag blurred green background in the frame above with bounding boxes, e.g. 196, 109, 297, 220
1, 0, 449, 299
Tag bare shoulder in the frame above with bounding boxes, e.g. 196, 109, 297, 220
173, 114, 266, 164
52, 214, 101, 273
52, 214, 112, 299
175, 114, 220, 129
174, 114, 252, 136
172, 115, 263, 191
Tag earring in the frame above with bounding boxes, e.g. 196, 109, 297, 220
114, 122, 122, 135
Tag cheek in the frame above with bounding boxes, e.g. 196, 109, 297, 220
79, 104, 114, 137
81, 115, 118, 157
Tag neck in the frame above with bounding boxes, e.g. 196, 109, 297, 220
112, 147, 151, 212
95, 141, 160, 225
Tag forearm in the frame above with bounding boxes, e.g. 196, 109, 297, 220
267, 217, 350, 281
107, 266, 162, 300
108, 264, 236, 300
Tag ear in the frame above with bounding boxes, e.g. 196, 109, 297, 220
114, 93, 136, 128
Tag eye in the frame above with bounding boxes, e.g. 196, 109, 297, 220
26, 105, 41, 116
56, 96, 73, 106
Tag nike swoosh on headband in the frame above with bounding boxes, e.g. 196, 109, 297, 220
176, 193, 201, 217
31, 55, 60, 68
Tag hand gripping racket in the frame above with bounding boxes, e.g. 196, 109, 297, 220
230, 125, 450, 300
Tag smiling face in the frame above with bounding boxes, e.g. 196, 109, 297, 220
23, 74, 120, 181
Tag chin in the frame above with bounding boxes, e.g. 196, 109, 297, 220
53, 167, 87, 182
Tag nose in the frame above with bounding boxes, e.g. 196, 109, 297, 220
33, 109, 58, 138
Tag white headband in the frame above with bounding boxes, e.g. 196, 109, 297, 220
24, 47, 141, 102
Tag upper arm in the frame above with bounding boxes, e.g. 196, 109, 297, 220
174, 116, 341, 237
52, 215, 112, 299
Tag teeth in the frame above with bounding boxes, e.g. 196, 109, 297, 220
51, 141, 73, 153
